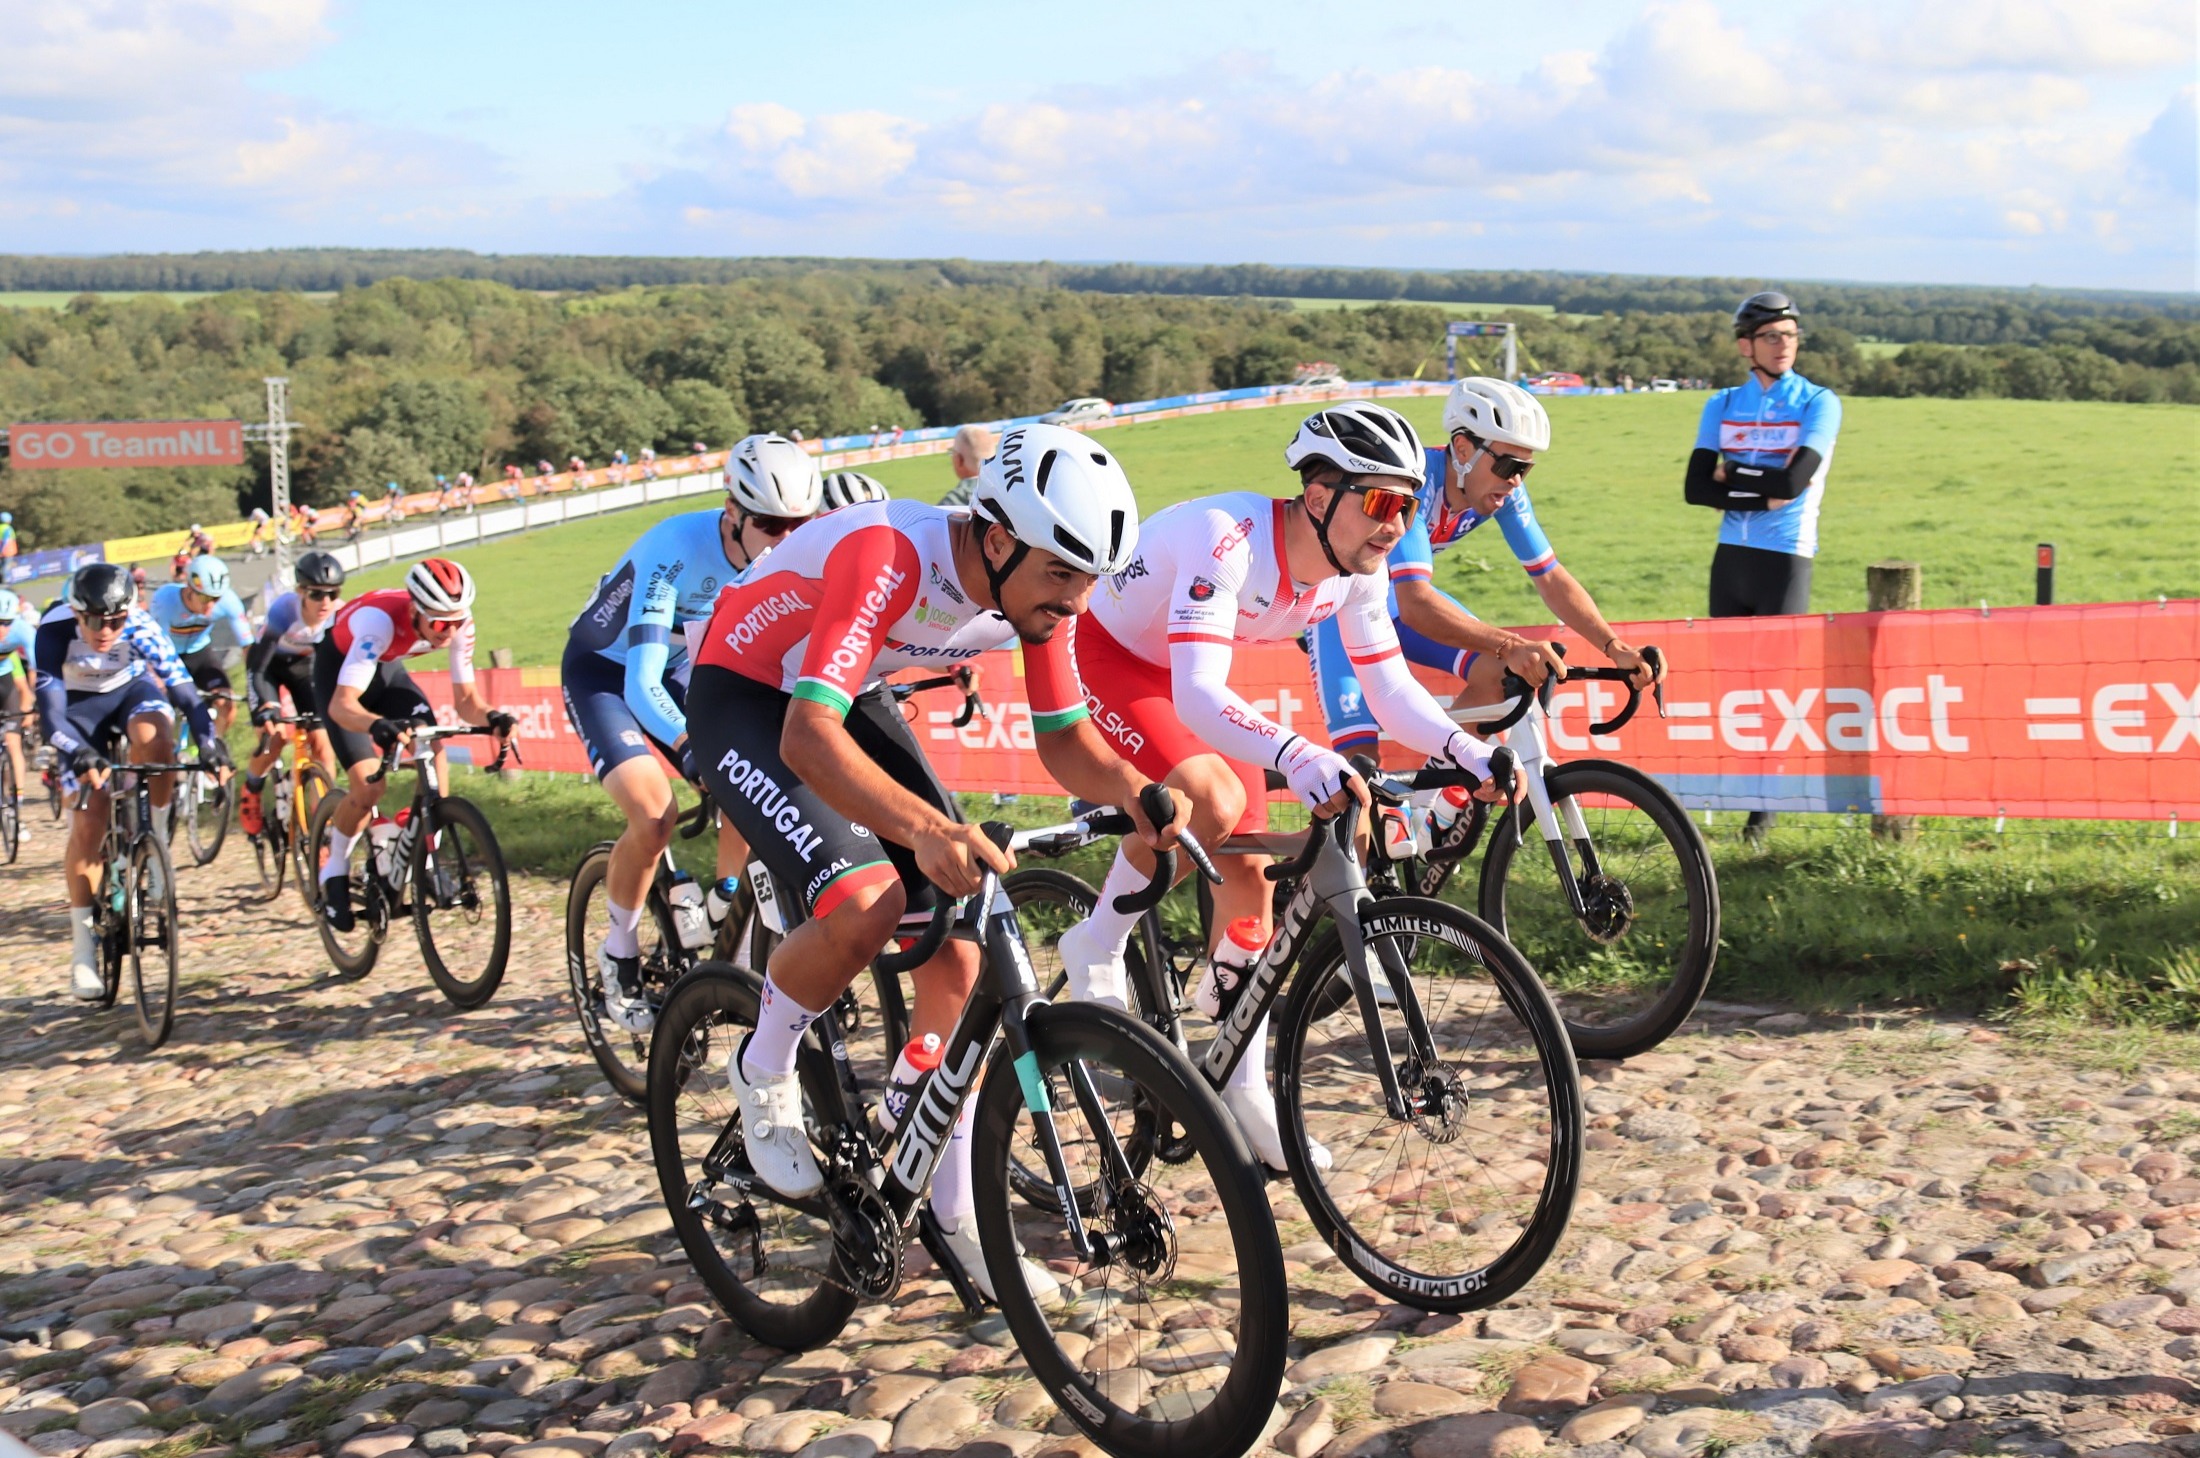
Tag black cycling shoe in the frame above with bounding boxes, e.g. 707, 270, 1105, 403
321, 876, 355, 932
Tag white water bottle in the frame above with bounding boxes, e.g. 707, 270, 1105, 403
1427, 784, 1474, 840
369, 815, 402, 880
1195, 916, 1267, 1022
881, 1033, 944, 1132
667, 873, 711, 950
705, 875, 740, 927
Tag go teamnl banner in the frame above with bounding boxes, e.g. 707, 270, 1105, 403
407, 598, 2198, 821
7, 419, 244, 470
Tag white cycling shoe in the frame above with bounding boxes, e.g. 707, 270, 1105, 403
941, 1216, 1063, 1309
598, 949, 655, 1034
1222, 1083, 1332, 1174
726, 1035, 823, 1198
69, 927, 105, 1002
1055, 917, 1128, 1013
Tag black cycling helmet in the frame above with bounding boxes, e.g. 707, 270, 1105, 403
68, 562, 138, 616
295, 550, 347, 589
1734, 290, 1802, 338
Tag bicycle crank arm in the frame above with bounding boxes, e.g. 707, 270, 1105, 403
915, 1204, 986, 1314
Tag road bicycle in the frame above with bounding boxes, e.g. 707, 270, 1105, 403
647, 787, 1290, 1458
74, 756, 203, 1049
1410, 646, 1720, 1059
167, 690, 235, 868
307, 719, 516, 1007
244, 711, 337, 905
0, 709, 30, 864
1007, 754, 1582, 1311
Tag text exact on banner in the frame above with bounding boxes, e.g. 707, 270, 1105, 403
7, 420, 245, 470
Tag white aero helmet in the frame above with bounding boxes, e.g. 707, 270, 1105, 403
1443, 377, 1551, 453
724, 433, 824, 518
972, 423, 1138, 576
1283, 401, 1426, 484
186, 556, 231, 597
820, 471, 890, 511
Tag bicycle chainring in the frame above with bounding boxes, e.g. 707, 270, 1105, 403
825, 1175, 903, 1300
1577, 873, 1635, 945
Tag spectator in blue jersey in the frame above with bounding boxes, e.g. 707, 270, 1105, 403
1685, 290, 1843, 841
560, 433, 824, 1035
1311, 378, 1660, 758
145, 556, 255, 738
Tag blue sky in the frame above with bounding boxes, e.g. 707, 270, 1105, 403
3, 0, 2193, 290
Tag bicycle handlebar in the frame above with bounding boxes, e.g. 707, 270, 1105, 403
366, 718, 521, 783
888, 665, 983, 728
1472, 643, 1667, 736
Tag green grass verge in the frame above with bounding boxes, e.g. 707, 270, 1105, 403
346, 395, 2199, 670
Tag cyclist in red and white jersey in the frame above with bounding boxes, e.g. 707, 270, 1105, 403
313, 557, 515, 932
684, 423, 1187, 1300
1060, 402, 1510, 1171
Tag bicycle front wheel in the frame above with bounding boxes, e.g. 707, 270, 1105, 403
250, 765, 289, 899
648, 964, 858, 1351
289, 764, 335, 910
306, 791, 382, 979
127, 835, 180, 1049
413, 796, 512, 1009
1279, 898, 1581, 1311
1480, 760, 1719, 1060
566, 843, 684, 1103
0, 750, 18, 864
971, 1000, 1288, 1458
182, 767, 229, 867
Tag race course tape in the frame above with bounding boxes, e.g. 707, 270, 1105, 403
402, 597, 2199, 821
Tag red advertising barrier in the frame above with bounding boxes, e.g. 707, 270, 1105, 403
8, 419, 244, 469
409, 599, 2199, 821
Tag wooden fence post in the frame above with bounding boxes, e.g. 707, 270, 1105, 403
1867, 562, 1921, 843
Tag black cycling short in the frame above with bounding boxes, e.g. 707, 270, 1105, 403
1710, 543, 1813, 618
0, 670, 25, 719
180, 645, 238, 698
259, 653, 318, 718
312, 637, 433, 771
687, 664, 957, 928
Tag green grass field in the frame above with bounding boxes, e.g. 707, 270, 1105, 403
350, 394, 2200, 668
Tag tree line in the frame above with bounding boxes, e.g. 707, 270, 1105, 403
1, 270, 2193, 548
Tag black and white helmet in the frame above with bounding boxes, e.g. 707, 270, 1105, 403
724, 434, 824, 517
68, 563, 139, 617
820, 471, 889, 511
1283, 402, 1425, 483
971, 424, 1138, 576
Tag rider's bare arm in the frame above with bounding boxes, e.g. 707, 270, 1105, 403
1528, 566, 1661, 686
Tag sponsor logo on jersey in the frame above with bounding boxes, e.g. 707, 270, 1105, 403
720, 587, 813, 652
1111, 557, 1148, 587
1212, 515, 1256, 561
588, 572, 635, 631
1221, 703, 1280, 740
1187, 577, 1216, 602
804, 856, 853, 901
928, 563, 966, 604
619, 730, 644, 748
1084, 696, 1147, 755
712, 748, 825, 861
822, 563, 909, 689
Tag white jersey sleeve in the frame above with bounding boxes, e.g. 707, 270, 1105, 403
1335, 576, 1496, 774
336, 605, 399, 691
1163, 507, 1300, 770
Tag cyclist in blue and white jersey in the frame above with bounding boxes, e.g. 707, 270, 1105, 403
1685, 290, 1841, 619
561, 433, 825, 1032
146, 555, 255, 738
1311, 378, 1661, 756
237, 550, 347, 836
33, 565, 224, 999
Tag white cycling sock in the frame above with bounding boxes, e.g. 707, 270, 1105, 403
70, 905, 98, 956
1080, 847, 1147, 957
1227, 1011, 1270, 1095
743, 971, 821, 1080
321, 825, 354, 881
929, 1097, 976, 1229
604, 898, 643, 959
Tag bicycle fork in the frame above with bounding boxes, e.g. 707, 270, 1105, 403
1499, 717, 1604, 920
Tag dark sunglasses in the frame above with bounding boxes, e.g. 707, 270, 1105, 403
745, 513, 802, 537
1486, 452, 1536, 482
302, 588, 342, 602
1341, 481, 1420, 527
78, 610, 130, 630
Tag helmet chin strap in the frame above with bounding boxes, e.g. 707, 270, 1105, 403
978, 519, 1029, 612
1306, 486, 1352, 578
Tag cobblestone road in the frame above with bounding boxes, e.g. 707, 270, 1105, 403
0, 821, 2194, 1458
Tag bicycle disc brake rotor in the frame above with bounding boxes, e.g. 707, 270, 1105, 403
1577, 873, 1635, 945
825, 1175, 903, 1299
1399, 1057, 1471, 1144
1092, 1180, 1177, 1282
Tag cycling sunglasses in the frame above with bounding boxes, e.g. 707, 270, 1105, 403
1341, 480, 1420, 527
302, 588, 342, 602
78, 610, 131, 630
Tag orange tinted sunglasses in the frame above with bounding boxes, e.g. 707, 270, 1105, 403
1346, 482, 1419, 527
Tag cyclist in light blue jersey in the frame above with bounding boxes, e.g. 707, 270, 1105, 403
146, 555, 255, 738
1, 588, 36, 834
1311, 378, 1661, 755
562, 433, 826, 1032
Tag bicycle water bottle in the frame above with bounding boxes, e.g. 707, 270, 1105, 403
666, 872, 712, 950
880, 1033, 943, 1132
705, 874, 741, 928
1196, 916, 1268, 1022
368, 815, 401, 881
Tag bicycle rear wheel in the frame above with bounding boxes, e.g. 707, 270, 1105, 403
648, 963, 859, 1351
413, 796, 512, 1009
1278, 898, 1581, 1311
127, 836, 180, 1049
567, 844, 686, 1103
306, 791, 382, 979
971, 1001, 1289, 1458
289, 764, 335, 910
1480, 761, 1719, 1060
249, 764, 290, 899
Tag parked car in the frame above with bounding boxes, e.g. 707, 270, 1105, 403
1288, 371, 1349, 389
1522, 372, 1586, 390
1649, 378, 1680, 393
1040, 397, 1113, 426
